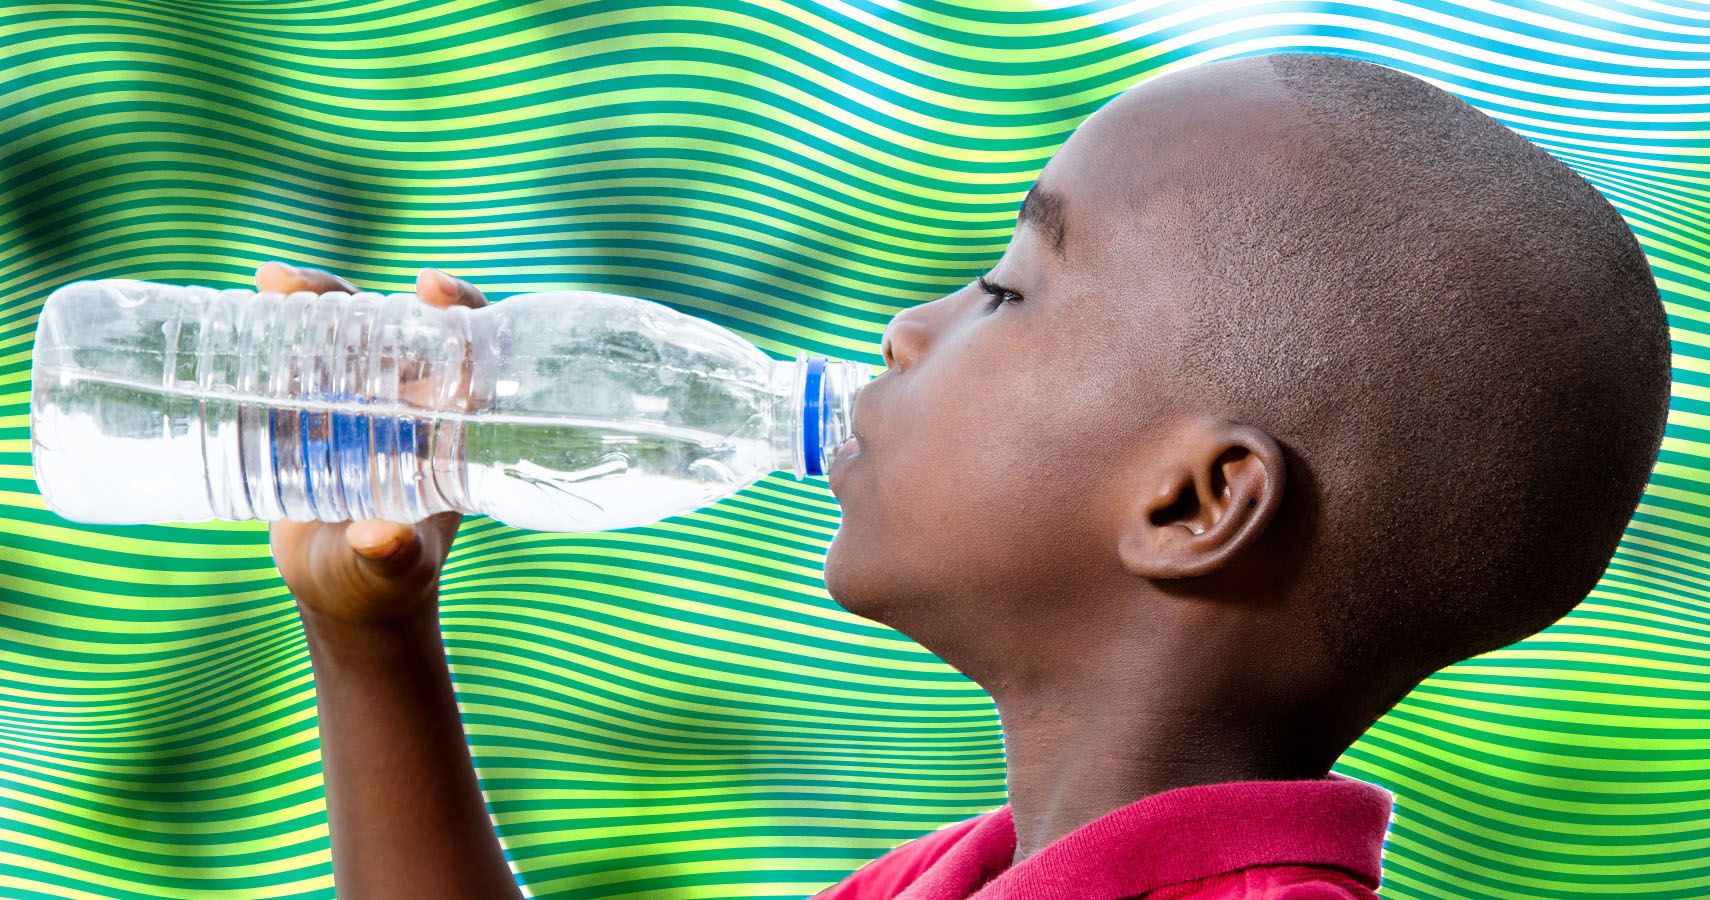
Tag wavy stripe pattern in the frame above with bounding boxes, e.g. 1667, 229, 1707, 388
1, 1, 1706, 897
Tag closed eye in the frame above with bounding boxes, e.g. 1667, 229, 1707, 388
978, 274, 1024, 310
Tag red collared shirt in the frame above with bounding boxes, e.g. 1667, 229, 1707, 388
817, 775, 1392, 899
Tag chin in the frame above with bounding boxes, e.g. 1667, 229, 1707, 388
822, 526, 907, 624
821, 529, 868, 613
824, 527, 978, 673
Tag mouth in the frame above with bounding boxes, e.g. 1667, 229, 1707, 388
828, 371, 880, 495
826, 434, 862, 492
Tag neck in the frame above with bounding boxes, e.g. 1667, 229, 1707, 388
981, 606, 1355, 864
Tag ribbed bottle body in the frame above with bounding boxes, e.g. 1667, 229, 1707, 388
30, 280, 470, 525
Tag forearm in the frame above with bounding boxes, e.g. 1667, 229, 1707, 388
302, 605, 523, 900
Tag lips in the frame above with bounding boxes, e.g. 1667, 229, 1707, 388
828, 374, 878, 491
827, 434, 861, 490
829, 434, 860, 470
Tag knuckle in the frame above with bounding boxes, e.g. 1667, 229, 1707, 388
298, 268, 354, 293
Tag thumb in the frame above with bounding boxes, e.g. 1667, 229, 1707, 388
345, 519, 424, 578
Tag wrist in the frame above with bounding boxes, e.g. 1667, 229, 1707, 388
298, 601, 444, 668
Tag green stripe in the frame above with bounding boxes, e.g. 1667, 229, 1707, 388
4, 2, 1709, 898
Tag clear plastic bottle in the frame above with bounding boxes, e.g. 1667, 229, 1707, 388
29, 279, 868, 532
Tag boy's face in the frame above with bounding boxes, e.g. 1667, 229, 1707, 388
822, 70, 1291, 654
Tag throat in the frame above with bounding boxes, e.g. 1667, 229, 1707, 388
995, 689, 1342, 864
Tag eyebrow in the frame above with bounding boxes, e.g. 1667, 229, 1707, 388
1018, 184, 1067, 254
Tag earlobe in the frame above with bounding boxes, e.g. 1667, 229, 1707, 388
1117, 420, 1285, 580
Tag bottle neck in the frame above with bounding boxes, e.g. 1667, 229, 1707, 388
769, 356, 870, 478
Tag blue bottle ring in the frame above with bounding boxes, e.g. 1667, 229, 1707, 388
802, 356, 827, 476
270, 390, 412, 513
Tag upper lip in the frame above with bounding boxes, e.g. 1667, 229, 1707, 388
827, 433, 862, 482
827, 384, 875, 490
850, 370, 885, 430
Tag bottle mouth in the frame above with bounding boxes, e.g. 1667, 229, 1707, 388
802, 358, 829, 476
796, 356, 868, 478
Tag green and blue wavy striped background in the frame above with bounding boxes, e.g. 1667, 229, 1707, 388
2, 1, 1707, 897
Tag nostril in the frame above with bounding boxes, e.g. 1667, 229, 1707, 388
880, 303, 937, 372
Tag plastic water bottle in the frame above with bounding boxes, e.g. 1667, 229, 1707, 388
29, 279, 868, 532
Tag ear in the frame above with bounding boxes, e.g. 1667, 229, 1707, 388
1117, 419, 1285, 580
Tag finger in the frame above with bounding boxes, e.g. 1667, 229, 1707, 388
270, 517, 319, 549
418, 510, 464, 559
255, 261, 358, 295
346, 518, 415, 561
415, 268, 488, 310
405, 269, 488, 414
345, 519, 426, 580
394, 352, 486, 413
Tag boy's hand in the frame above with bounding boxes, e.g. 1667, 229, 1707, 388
257, 265, 522, 900
255, 261, 488, 633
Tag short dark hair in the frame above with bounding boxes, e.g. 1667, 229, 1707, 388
1177, 54, 1671, 694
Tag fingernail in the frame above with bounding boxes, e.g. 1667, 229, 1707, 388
354, 535, 403, 560
424, 268, 457, 296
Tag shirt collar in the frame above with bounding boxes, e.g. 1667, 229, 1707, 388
900, 773, 1392, 899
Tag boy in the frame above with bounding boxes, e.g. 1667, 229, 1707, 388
260, 53, 1671, 899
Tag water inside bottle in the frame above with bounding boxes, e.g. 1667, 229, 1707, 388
33, 366, 773, 530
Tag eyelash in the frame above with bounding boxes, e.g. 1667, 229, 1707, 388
977, 274, 1024, 310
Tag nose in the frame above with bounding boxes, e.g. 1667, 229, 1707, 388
879, 296, 950, 372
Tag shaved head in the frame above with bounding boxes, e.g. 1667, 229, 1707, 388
1171, 54, 1670, 693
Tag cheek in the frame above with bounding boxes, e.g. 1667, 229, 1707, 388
824, 359, 1015, 602
872, 353, 1113, 578
826, 314, 1156, 610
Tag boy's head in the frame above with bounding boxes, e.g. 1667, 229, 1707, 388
823, 54, 1670, 730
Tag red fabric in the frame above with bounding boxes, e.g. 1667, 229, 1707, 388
817, 774, 1391, 900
